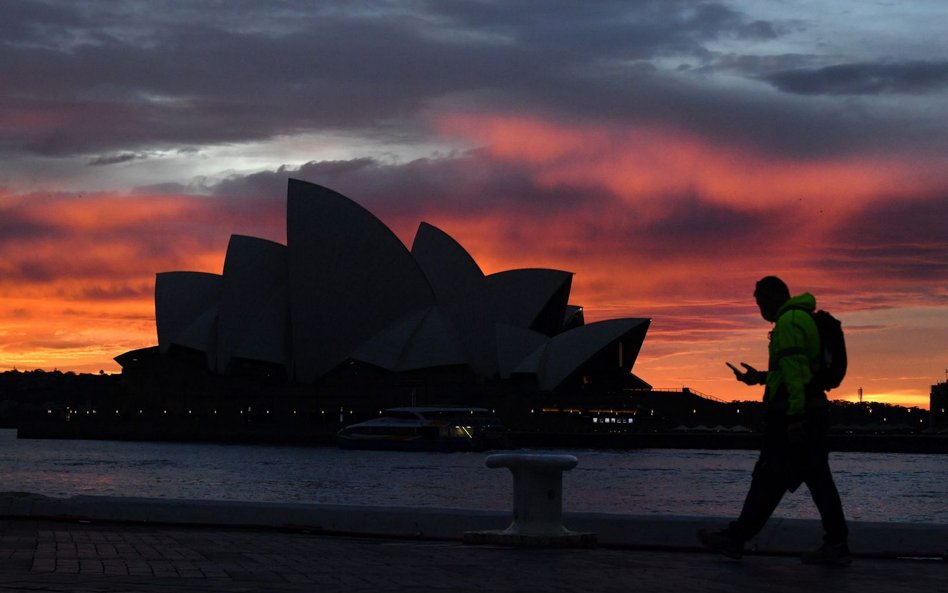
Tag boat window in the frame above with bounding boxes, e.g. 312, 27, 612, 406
346, 426, 420, 436
384, 411, 421, 420
433, 411, 497, 424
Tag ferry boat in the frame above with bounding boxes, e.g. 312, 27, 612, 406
335, 407, 507, 451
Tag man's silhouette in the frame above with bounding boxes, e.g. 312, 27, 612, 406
699, 276, 850, 564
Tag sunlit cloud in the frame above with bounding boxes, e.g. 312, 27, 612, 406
437, 113, 948, 212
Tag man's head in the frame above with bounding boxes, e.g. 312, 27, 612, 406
754, 276, 790, 322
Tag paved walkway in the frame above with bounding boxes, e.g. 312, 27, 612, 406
0, 518, 944, 593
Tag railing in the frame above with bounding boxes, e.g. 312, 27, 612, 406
624, 387, 726, 403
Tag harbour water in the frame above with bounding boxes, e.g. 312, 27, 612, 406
1, 430, 944, 524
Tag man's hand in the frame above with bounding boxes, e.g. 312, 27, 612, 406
727, 362, 766, 385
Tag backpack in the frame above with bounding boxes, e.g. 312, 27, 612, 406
808, 309, 847, 391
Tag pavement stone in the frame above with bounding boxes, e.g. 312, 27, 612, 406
0, 518, 943, 593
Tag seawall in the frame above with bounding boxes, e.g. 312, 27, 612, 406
1, 492, 943, 559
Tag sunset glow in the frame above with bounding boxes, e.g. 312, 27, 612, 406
1, 1, 945, 409
439, 114, 946, 211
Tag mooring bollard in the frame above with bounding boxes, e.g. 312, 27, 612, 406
463, 452, 596, 547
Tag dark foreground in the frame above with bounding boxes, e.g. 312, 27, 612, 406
0, 518, 944, 593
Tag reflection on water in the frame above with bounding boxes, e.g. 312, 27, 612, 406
1, 430, 944, 523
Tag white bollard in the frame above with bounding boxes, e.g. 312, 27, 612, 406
463, 452, 596, 547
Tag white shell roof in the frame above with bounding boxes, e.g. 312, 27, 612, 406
441, 268, 572, 376
216, 235, 288, 373
495, 324, 549, 379
352, 306, 467, 372
411, 222, 484, 303
514, 318, 651, 391
286, 179, 435, 382
155, 271, 221, 355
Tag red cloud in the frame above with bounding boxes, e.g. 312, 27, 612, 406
437, 113, 948, 213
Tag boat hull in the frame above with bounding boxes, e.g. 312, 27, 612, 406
335, 406, 507, 452
336, 434, 504, 452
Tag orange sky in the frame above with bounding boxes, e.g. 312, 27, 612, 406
1, 114, 944, 409
2, 2, 946, 410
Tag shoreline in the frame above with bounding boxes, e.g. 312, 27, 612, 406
14, 423, 948, 454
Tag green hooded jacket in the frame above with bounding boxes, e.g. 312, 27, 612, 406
764, 292, 822, 416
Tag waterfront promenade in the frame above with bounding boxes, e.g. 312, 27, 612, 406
0, 493, 944, 592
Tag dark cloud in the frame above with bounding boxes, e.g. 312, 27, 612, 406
713, 53, 821, 76
827, 244, 947, 283
638, 194, 782, 258
211, 159, 380, 201
7, 0, 924, 162
435, 0, 772, 59
833, 192, 946, 249
2, 0, 81, 44
737, 20, 778, 40
821, 193, 948, 287
210, 154, 550, 218
762, 61, 948, 95
131, 182, 193, 195
1, 258, 62, 284
88, 152, 147, 166
0, 216, 56, 245
81, 283, 151, 301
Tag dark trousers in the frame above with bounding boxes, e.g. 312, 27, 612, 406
729, 412, 849, 544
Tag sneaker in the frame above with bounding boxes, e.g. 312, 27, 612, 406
697, 528, 744, 560
802, 542, 852, 566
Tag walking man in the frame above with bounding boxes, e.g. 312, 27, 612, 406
699, 276, 850, 564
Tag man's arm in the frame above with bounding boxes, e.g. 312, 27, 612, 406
727, 362, 767, 385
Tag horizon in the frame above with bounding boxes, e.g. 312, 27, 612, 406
1, 1, 945, 408
2, 366, 939, 413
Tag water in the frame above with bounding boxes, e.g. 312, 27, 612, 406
0, 430, 944, 524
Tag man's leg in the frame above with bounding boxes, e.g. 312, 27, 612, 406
699, 446, 787, 558
802, 408, 849, 545
798, 436, 851, 566
729, 449, 787, 541
805, 450, 848, 544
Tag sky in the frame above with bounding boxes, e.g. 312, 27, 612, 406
1, 0, 945, 408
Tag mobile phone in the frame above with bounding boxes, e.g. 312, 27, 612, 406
726, 362, 741, 373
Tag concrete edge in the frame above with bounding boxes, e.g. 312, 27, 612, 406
0, 492, 944, 559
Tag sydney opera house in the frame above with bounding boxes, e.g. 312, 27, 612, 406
115, 179, 651, 421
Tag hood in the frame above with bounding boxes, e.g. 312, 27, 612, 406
779, 292, 816, 315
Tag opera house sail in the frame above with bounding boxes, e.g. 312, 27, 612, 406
117, 179, 651, 414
